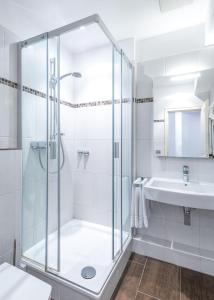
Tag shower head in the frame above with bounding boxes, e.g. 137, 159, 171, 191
60, 72, 82, 80
72, 72, 82, 78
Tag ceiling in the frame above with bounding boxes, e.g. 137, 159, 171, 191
0, 0, 209, 42
60, 23, 110, 54
159, 0, 194, 12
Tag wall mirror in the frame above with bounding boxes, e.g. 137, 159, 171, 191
165, 106, 208, 158
140, 45, 214, 158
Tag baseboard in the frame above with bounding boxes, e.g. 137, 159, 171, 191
132, 235, 214, 277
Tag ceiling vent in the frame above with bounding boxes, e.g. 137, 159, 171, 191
159, 0, 194, 12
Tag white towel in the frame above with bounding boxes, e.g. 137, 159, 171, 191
122, 176, 131, 225
131, 178, 149, 229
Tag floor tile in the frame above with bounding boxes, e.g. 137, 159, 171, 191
112, 260, 144, 300
130, 253, 147, 265
139, 258, 180, 300
136, 292, 159, 300
181, 268, 214, 300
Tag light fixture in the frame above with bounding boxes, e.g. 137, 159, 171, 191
170, 73, 201, 82
80, 26, 85, 30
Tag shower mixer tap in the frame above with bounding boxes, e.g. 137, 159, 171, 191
77, 150, 90, 156
183, 165, 189, 184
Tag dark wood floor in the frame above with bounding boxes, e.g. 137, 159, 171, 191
112, 253, 214, 300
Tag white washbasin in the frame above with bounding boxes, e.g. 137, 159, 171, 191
144, 177, 214, 210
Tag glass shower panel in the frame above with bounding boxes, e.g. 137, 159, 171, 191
113, 47, 122, 258
46, 36, 60, 272
121, 56, 132, 245
47, 22, 115, 291
21, 36, 48, 266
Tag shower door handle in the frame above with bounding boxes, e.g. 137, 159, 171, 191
114, 142, 120, 158
49, 58, 57, 160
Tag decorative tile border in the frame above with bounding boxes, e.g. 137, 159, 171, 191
0, 77, 152, 107
0, 77, 18, 89
60, 100, 76, 108
135, 97, 153, 103
23, 85, 46, 98
72, 98, 132, 108
154, 119, 165, 123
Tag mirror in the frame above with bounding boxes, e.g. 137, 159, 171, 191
165, 107, 208, 158
140, 45, 214, 158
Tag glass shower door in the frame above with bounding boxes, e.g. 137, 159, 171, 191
21, 33, 61, 273
121, 55, 133, 245
113, 47, 122, 259
46, 35, 61, 273
21, 35, 48, 267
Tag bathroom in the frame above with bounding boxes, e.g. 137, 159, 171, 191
0, 0, 214, 299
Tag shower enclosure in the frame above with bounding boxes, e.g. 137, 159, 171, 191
20, 15, 133, 296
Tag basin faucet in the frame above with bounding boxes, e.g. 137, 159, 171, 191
183, 165, 189, 183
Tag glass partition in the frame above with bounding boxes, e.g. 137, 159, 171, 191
113, 47, 122, 258
46, 35, 60, 272
121, 55, 133, 245
21, 36, 48, 267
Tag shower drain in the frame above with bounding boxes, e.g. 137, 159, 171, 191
81, 266, 96, 279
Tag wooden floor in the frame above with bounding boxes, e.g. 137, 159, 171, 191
112, 253, 214, 300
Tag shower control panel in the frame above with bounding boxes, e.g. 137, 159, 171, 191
30, 141, 47, 150
77, 150, 90, 156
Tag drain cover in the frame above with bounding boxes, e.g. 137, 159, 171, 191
81, 266, 96, 279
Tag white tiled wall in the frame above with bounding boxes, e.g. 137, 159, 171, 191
0, 25, 18, 148
134, 45, 214, 276
0, 25, 21, 265
72, 105, 113, 226
73, 44, 112, 103
0, 150, 21, 265
136, 24, 204, 63
64, 43, 114, 226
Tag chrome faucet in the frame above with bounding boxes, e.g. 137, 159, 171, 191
183, 165, 189, 183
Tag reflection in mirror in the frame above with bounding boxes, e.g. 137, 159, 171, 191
166, 107, 208, 158
153, 70, 210, 158
140, 46, 214, 158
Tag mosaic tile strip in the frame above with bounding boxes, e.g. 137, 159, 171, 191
60, 100, 76, 108
23, 85, 46, 98
22, 83, 133, 107
73, 98, 132, 108
0, 77, 151, 107
0, 77, 18, 89
135, 97, 153, 103
154, 119, 165, 123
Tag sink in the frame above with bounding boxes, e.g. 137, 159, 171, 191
144, 177, 214, 210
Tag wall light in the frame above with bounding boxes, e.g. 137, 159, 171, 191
80, 26, 85, 30
170, 73, 201, 82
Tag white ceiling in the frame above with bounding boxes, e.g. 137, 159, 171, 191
60, 23, 110, 54
0, 0, 209, 42
159, 0, 194, 12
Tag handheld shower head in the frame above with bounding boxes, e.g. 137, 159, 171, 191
60, 72, 82, 80
72, 72, 82, 78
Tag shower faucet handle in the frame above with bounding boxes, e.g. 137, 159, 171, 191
83, 151, 90, 156
77, 150, 90, 156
